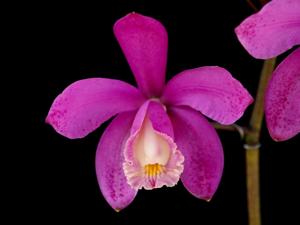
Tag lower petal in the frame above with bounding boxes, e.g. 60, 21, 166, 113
265, 48, 300, 141
95, 111, 137, 211
168, 106, 224, 200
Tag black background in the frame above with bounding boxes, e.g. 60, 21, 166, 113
22, 0, 299, 224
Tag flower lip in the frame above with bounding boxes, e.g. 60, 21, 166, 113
123, 101, 184, 190
133, 115, 171, 166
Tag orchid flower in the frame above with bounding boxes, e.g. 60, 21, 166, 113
235, 0, 300, 141
47, 13, 253, 211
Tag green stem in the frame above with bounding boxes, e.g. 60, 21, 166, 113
244, 58, 276, 225
246, 58, 276, 144
212, 123, 250, 138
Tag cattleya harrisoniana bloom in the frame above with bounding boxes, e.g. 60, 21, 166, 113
235, 0, 300, 141
47, 13, 253, 211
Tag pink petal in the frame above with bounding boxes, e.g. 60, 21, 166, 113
114, 13, 168, 97
162, 66, 253, 125
265, 48, 300, 141
46, 78, 145, 139
123, 100, 184, 190
168, 106, 224, 200
95, 111, 137, 211
235, 0, 300, 59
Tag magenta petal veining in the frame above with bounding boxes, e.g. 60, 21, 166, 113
169, 106, 224, 200
236, 0, 300, 141
162, 66, 253, 125
95, 111, 137, 211
46, 78, 145, 139
265, 48, 300, 141
235, 0, 300, 59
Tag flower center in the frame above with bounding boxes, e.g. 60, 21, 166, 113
123, 114, 184, 190
144, 163, 164, 177
150, 98, 167, 111
134, 116, 170, 166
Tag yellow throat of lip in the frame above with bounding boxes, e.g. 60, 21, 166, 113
144, 163, 164, 177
